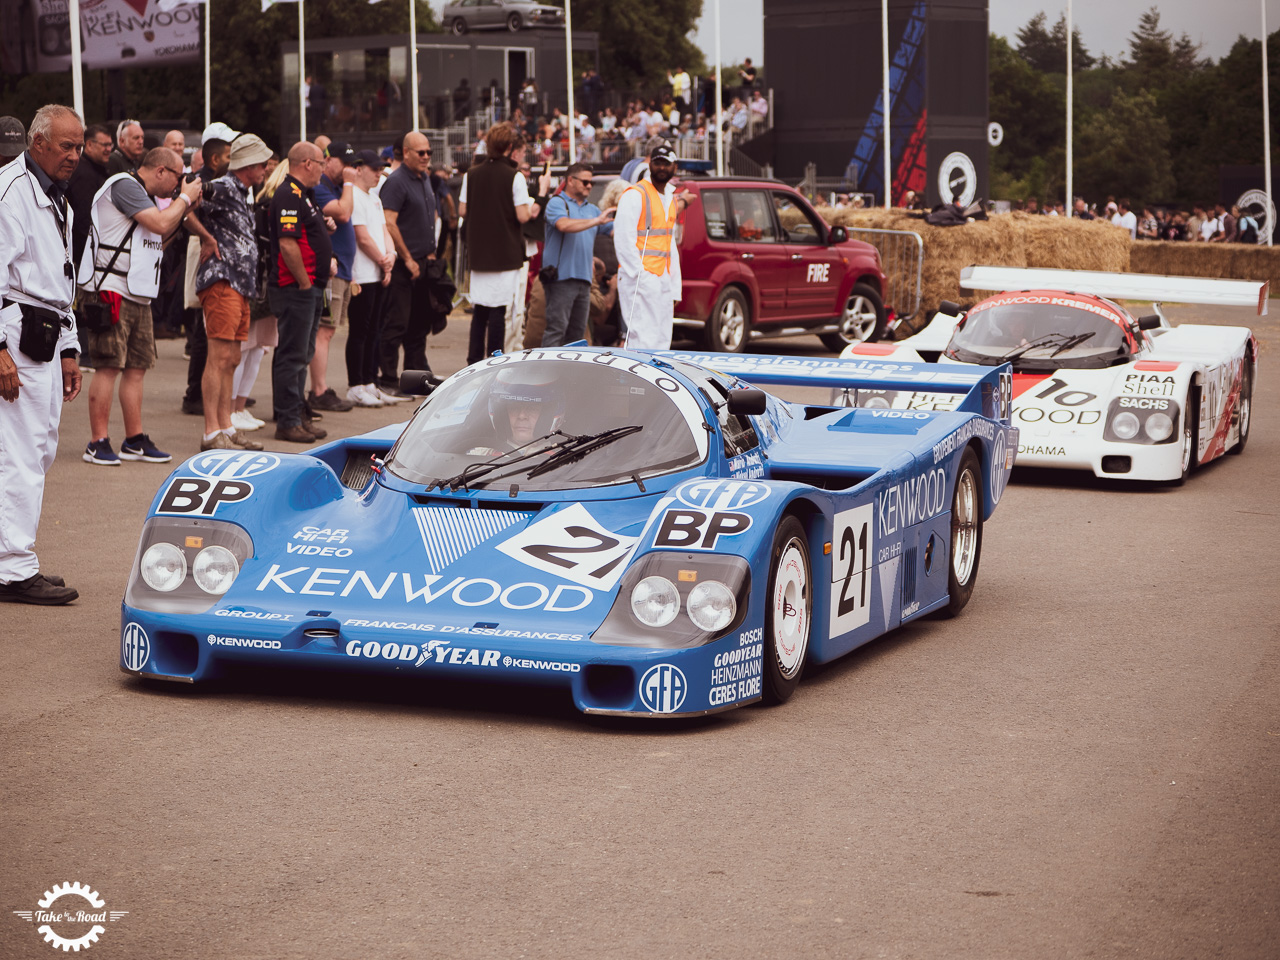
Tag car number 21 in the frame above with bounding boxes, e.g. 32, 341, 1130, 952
830, 504, 874, 637
498, 502, 639, 591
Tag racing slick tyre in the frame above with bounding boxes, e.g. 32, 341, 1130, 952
1229, 360, 1253, 455
506, 12, 523, 31
943, 447, 983, 617
450, 17, 468, 35
1174, 387, 1200, 485
820, 282, 885, 352
705, 287, 750, 353
762, 516, 812, 704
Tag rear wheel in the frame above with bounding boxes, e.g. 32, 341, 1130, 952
506, 12, 523, 31
820, 281, 885, 352
762, 516, 811, 704
450, 17, 468, 35
705, 287, 750, 353
1229, 361, 1253, 455
943, 448, 983, 617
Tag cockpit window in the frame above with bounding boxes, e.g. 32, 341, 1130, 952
387, 355, 708, 491
945, 299, 1132, 370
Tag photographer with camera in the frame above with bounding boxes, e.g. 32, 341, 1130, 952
540, 162, 614, 348
81, 146, 201, 466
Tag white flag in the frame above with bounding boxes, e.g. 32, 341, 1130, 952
262, 0, 302, 12
156, 0, 206, 11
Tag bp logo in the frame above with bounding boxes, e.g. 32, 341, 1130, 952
11, 882, 128, 952
122, 623, 149, 672
639, 663, 687, 713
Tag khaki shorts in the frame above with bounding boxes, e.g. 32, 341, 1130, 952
320, 277, 351, 328
88, 297, 156, 370
199, 281, 251, 341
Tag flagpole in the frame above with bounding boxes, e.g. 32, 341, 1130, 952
298, 0, 306, 141
204, 0, 212, 129
714, 0, 723, 176
1066, 0, 1073, 215
1263, 0, 1272, 246
881, 0, 890, 208
409, 0, 419, 130
68, 0, 84, 118
565, 0, 575, 161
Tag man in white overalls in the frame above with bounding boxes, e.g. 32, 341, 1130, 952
81, 147, 202, 465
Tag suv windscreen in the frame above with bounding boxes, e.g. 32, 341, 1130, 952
771, 192, 824, 243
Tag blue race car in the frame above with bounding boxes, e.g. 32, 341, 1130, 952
120, 348, 1017, 718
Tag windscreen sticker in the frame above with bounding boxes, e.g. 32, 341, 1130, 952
496, 502, 639, 591
830, 504, 875, 638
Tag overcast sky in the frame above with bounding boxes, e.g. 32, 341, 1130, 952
691, 0, 1280, 68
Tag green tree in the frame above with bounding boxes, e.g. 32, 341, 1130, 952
988, 34, 1063, 194
1014, 11, 1094, 74
1074, 88, 1175, 205
571, 0, 705, 92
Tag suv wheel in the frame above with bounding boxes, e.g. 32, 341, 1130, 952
820, 282, 886, 351
705, 287, 750, 353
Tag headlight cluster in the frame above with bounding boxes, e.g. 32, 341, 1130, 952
594, 554, 750, 649
1104, 397, 1180, 445
127, 517, 254, 613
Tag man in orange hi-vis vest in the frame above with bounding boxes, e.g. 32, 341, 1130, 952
613, 142, 693, 349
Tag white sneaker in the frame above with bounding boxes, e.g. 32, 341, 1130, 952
231, 409, 265, 432
347, 384, 383, 407
374, 385, 411, 403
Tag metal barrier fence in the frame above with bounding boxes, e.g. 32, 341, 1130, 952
844, 227, 924, 328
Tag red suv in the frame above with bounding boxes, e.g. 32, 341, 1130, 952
672, 178, 889, 352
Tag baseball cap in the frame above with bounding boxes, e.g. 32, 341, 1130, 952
325, 140, 356, 165
202, 121, 240, 145
649, 142, 678, 163
0, 116, 26, 157
228, 133, 273, 170
353, 149, 385, 170
379, 145, 394, 161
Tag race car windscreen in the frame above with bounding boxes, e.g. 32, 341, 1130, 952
387, 357, 706, 491
945, 299, 1132, 369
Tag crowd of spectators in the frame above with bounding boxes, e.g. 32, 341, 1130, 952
1010, 195, 1260, 243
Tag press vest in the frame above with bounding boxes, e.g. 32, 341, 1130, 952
628, 180, 672, 277
82, 172, 163, 303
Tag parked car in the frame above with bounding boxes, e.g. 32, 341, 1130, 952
669, 177, 889, 353
443, 0, 564, 34
118, 348, 1015, 718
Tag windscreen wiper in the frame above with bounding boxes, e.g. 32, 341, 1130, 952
1048, 331, 1096, 357
434, 431, 568, 491
525, 425, 643, 479
998, 331, 1090, 362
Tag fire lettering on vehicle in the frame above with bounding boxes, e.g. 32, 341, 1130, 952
254, 567, 594, 612
932, 419, 996, 464
877, 468, 947, 536
806, 263, 830, 283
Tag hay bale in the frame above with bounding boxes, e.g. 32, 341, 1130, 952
826, 209, 1130, 335
1129, 240, 1280, 288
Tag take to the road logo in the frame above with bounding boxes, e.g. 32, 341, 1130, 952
11, 881, 128, 952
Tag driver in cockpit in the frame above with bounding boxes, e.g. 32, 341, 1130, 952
468, 366, 565, 456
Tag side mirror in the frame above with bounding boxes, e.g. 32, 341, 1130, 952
938, 300, 962, 316
828, 225, 847, 244
1137, 314, 1162, 330
400, 369, 441, 397
726, 388, 768, 416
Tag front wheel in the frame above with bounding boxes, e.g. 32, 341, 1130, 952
1229, 360, 1252, 454
1173, 387, 1200, 485
943, 447, 983, 617
705, 287, 750, 353
762, 516, 812, 704
450, 17, 468, 35
506, 12, 523, 31
820, 281, 886, 351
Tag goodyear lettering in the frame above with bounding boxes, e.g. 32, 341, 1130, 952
932, 418, 997, 464
345, 639, 433, 662
206, 634, 282, 649
901, 600, 921, 618
256, 566, 594, 612
877, 468, 947, 536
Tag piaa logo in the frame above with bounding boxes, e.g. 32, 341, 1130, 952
12, 881, 128, 952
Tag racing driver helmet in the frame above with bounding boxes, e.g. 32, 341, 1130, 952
487, 365, 566, 446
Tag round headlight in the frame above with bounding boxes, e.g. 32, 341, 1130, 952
1144, 412, 1174, 442
686, 580, 736, 633
140, 542, 187, 592
193, 545, 240, 595
631, 576, 679, 628
1111, 411, 1140, 440
862, 395, 891, 409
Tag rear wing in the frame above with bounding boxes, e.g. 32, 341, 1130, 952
658, 351, 1012, 421
960, 266, 1269, 316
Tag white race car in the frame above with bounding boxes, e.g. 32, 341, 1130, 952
838, 266, 1263, 483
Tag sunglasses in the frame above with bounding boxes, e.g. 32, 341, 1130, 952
410, 148, 432, 157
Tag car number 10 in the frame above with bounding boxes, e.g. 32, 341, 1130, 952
830, 504, 874, 637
